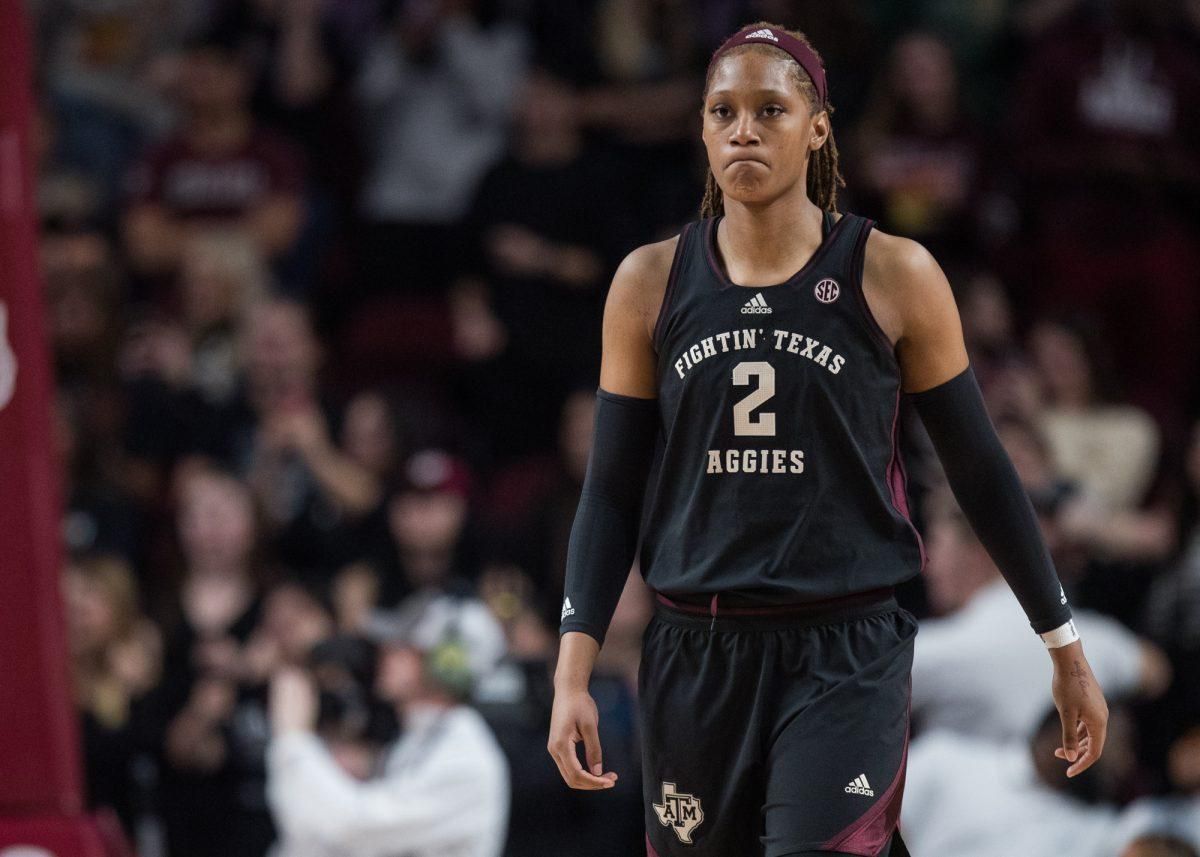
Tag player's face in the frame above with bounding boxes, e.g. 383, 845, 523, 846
702, 52, 829, 207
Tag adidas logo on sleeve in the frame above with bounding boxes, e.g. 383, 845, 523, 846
844, 774, 874, 796
561, 597, 575, 621
740, 292, 772, 314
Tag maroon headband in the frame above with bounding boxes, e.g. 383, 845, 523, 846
708, 25, 827, 106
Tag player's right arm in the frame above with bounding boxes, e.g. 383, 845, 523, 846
547, 237, 674, 791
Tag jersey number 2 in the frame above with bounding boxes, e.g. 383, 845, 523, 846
732, 361, 776, 436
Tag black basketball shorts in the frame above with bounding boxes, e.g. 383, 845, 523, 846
639, 588, 917, 857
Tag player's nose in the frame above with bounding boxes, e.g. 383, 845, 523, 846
729, 111, 760, 145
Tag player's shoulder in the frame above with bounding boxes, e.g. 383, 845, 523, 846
861, 223, 955, 320
854, 222, 958, 347
614, 233, 681, 292
862, 225, 944, 288
606, 231, 685, 324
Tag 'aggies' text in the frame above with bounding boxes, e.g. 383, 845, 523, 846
706, 448, 804, 474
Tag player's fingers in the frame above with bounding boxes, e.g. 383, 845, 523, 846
1055, 732, 1090, 760
580, 717, 604, 777
550, 729, 614, 790
1059, 709, 1080, 763
547, 734, 574, 785
547, 729, 584, 786
1067, 737, 1099, 777
1068, 714, 1107, 777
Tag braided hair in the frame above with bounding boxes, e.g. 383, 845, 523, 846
700, 22, 845, 218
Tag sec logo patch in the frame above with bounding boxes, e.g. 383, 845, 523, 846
814, 278, 840, 304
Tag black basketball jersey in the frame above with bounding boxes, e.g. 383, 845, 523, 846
639, 210, 926, 602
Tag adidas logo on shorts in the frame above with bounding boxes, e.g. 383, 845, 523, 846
844, 774, 874, 797
741, 292, 772, 314
745, 28, 779, 42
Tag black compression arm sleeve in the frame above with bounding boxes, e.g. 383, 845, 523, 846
559, 387, 660, 645
909, 365, 1073, 634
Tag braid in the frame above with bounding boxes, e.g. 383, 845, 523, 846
700, 170, 723, 219
700, 23, 845, 218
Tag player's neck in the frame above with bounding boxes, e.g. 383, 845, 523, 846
718, 193, 825, 280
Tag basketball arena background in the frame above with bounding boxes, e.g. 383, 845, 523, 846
1, 1, 1199, 855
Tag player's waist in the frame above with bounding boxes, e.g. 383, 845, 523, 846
651, 585, 897, 629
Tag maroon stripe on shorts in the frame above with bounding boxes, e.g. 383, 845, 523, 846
820, 672, 912, 855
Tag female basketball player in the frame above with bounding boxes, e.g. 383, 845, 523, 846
548, 23, 1109, 857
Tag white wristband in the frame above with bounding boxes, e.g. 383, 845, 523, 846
1039, 618, 1079, 649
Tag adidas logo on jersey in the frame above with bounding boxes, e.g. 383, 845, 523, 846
561, 597, 575, 621
741, 292, 772, 314
745, 28, 779, 42
844, 774, 874, 797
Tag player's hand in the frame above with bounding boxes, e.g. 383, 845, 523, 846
547, 685, 619, 790
1050, 641, 1109, 777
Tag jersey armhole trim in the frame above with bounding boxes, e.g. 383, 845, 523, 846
652, 223, 692, 355
849, 218, 899, 367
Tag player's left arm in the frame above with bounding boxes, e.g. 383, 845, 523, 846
864, 229, 1109, 777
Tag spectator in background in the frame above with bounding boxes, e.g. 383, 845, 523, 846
243, 582, 338, 683
339, 390, 403, 482
57, 391, 144, 576
1007, 0, 1200, 431
853, 30, 985, 266
902, 707, 1144, 857
956, 269, 1026, 393
302, 634, 399, 784
267, 591, 509, 857
35, 0, 196, 212
1141, 422, 1200, 777
1115, 789, 1200, 856
454, 69, 629, 461
122, 33, 305, 278
154, 467, 274, 857
64, 555, 162, 836
207, 0, 359, 197
41, 229, 145, 555
481, 385, 597, 624
1027, 317, 1174, 566
179, 231, 272, 407
120, 231, 272, 422
231, 298, 385, 578
116, 240, 271, 505
42, 227, 125, 392
377, 449, 480, 607
353, 0, 528, 297
570, 0, 702, 236
990, 407, 1172, 627
911, 490, 1171, 742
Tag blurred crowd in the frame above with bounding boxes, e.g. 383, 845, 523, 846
29, 0, 1200, 855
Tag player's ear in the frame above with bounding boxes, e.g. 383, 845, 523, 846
809, 109, 830, 151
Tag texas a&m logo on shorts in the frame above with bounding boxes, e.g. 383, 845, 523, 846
652, 781, 704, 844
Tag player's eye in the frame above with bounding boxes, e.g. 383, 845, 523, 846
709, 104, 732, 119
762, 104, 785, 117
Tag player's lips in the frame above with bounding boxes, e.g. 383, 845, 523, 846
726, 156, 768, 168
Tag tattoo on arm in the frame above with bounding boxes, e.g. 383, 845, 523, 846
1069, 659, 1089, 693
